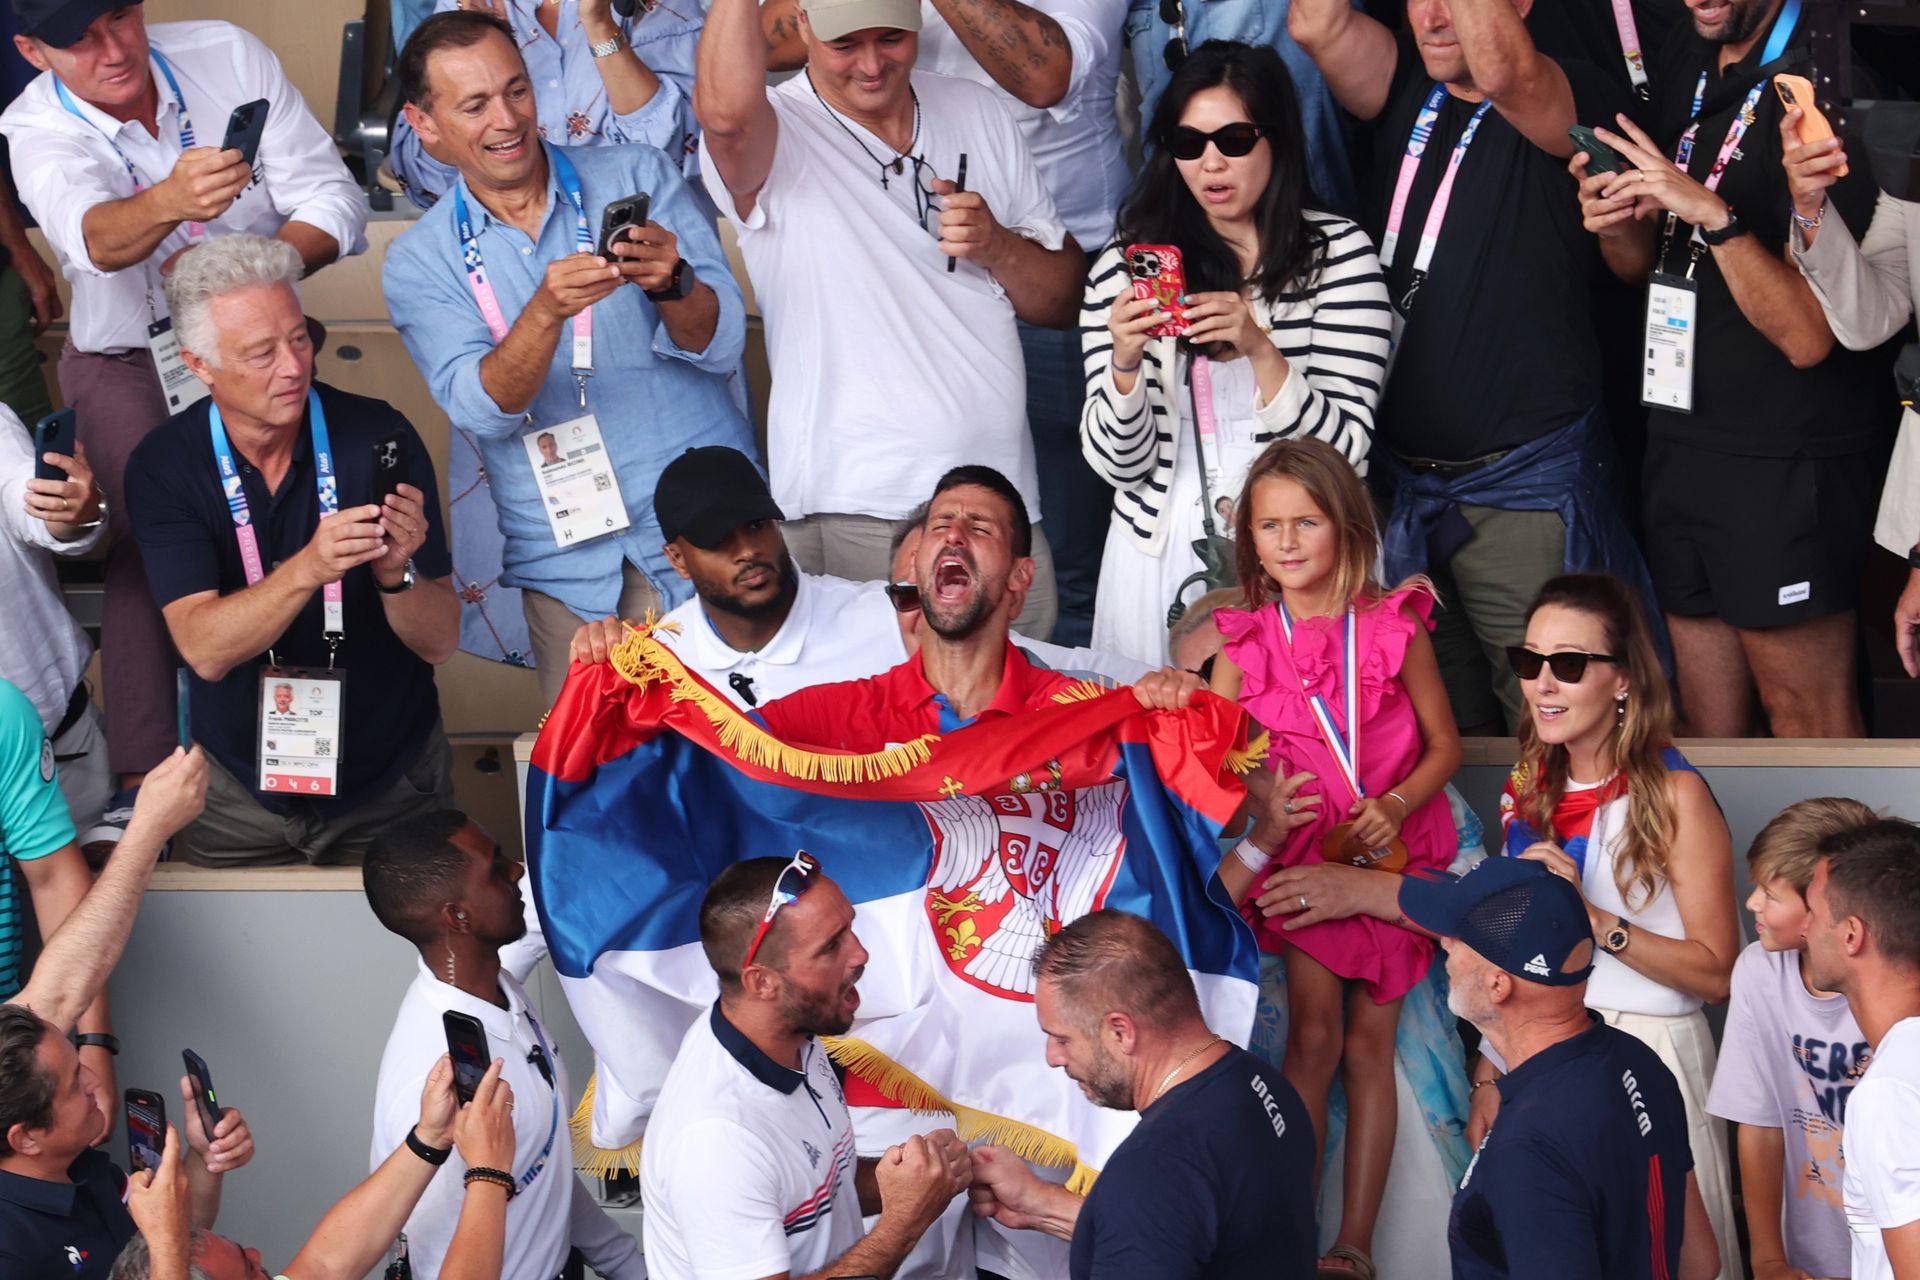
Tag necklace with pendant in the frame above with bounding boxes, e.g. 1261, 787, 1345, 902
805, 71, 921, 189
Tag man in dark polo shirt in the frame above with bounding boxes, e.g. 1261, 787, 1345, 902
1399, 856, 1718, 1279
965, 909, 1317, 1280
124, 235, 460, 867
1291, 0, 1660, 736
1575, 0, 1887, 738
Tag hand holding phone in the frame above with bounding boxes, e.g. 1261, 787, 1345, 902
443, 1011, 490, 1105
182, 1050, 221, 1139
1568, 124, 1629, 176
33, 407, 76, 484
221, 98, 269, 169
1126, 243, 1190, 339
1775, 74, 1849, 177
371, 432, 410, 509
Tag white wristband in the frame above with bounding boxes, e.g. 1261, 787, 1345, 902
1230, 837, 1271, 872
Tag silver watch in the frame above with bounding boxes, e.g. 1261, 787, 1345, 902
377, 557, 417, 595
589, 31, 626, 58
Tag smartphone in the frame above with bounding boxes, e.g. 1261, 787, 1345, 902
125, 1088, 167, 1175
221, 98, 269, 168
597, 192, 650, 260
443, 1011, 489, 1105
1567, 124, 1628, 176
613, 0, 639, 13
1774, 74, 1849, 176
1125, 243, 1189, 339
371, 432, 409, 509
33, 407, 76, 484
175, 668, 192, 749
182, 1049, 222, 1138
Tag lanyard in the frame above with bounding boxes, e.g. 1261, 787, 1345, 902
210, 388, 343, 659
56, 49, 205, 238
453, 145, 597, 409
1609, 0, 1650, 100
516, 1011, 561, 1193
1379, 86, 1492, 314
1276, 602, 1364, 806
1658, 0, 1802, 272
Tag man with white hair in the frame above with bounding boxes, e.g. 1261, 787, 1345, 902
123, 234, 459, 867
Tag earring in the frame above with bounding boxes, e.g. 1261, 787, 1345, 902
1615, 693, 1628, 719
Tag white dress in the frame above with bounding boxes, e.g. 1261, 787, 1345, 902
1091, 354, 1267, 667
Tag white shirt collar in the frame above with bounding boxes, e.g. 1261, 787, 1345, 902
408, 954, 529, 1043
685, 570, 818, 670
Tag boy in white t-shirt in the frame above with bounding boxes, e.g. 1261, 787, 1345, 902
1708, 798, 1877, 1280
1801, 819, 1920, 1280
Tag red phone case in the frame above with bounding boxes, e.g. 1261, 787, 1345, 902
1126, 243, 1190, 339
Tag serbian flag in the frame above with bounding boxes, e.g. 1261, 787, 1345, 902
525, 629, 1262, 1185
1499, 745, 1698, 877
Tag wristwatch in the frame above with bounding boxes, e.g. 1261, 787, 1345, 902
589, 31, 626, 58
645, 257, 695, 302
1699, 208, 1750, 246
1906, 544, 1920, 571
71, 1031, 120, 1056
377, 557, 417, 595
1602, 918, 1632, 955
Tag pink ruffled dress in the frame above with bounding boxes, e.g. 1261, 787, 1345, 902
1217, 585, 1457, 1003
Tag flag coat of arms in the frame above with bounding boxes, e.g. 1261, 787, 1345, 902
526, 631, 1262, 1184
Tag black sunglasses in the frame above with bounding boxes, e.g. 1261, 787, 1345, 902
884, 581, 921, 613
1158, 0, 1187, 70
1166, 123, 1265, 162
1505, 646, 1621, 683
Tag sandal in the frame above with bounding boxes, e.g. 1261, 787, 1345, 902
1318, 1245, 1377, 1280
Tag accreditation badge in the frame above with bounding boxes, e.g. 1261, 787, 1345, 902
146, 318, 212, 415
257, 667, 344, 796
523, 414, 631, 547
1641, 273, 1698, 413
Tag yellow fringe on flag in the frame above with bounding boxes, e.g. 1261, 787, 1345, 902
1223, 728, 1271, 776
605, 626, 941, 784
569, 1072, 645, 1179
823, 1036, 1098, 1186
1065, 1161, 1103, 1196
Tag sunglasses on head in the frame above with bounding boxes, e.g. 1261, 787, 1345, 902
884, 581, 920, 613
1504, 647, 1621, 683
1166, 123, 1265, 162
742, 850, 821, 970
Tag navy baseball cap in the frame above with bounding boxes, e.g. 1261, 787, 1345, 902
654, 447, 784, 550
1398, 856, 1595, 986
12, 0, 129, 49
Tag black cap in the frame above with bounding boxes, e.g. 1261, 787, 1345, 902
1397, 856, 1596, 987
13, 0, 129, 49
654, 447, 784, 550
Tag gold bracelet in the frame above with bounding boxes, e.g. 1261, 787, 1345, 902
1384, 790, 1411, 815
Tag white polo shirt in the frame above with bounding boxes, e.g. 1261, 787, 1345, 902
0, 20, 368, 354
0, 409, 99, 734
915, 0, 1129, 248
655, 572, 908, 710
370, 960, 643, 1280
699, 71, 1064, 525
642, 1004, 861, 1280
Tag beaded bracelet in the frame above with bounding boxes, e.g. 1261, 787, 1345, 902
463, 1166, 517, 1198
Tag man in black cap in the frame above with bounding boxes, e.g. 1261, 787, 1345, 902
1395, 857, 1719, 1280
569, 445, 908, 709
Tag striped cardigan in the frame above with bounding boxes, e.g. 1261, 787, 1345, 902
1077, 211, 1393, 554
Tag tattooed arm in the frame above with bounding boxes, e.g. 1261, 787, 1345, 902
928, 0, 1072, 108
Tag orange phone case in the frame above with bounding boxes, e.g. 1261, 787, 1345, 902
1774, 74, 1849, 176
1126, 243, 1190, 339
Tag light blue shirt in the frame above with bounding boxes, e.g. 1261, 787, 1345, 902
1125, 0, 1357, 217
383, 142, 753, 620
0, 678, 73, 1000
390, 0, 701, 210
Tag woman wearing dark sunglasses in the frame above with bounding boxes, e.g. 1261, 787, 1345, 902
1493, 573, 1743, 1280
1077, 41, 1392, 668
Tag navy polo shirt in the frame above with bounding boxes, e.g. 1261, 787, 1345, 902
1450, 1016, 1693, 1280
125, 381, 449, 815
0, 1146, 136, 1280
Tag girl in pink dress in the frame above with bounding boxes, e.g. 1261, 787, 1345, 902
1209, 438, 1460, 1280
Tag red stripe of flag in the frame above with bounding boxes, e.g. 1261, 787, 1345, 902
1647, 1154, 1670, 1280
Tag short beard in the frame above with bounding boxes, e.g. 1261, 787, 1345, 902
776, 971, 857, 1039
702, 551, 799, 622
1702, 0, 1769, 44
1076, 1042, 1135, 1111
923, 588, 992, 640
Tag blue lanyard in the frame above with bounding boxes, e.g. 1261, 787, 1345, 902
54, 48, 197, 191
516, 1011, 561, 1192
209, 388, 344, 651
452, 145, 598, 406
1380, 85, 1492, 313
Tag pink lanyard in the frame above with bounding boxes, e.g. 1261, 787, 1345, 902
1660, 76, 1767, 273
1379, 86, 1492, 314
1609, 0, 1651, 100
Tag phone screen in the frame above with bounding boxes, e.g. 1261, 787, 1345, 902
125, 1090, 166, 1175
443, 1013, 489, 1104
